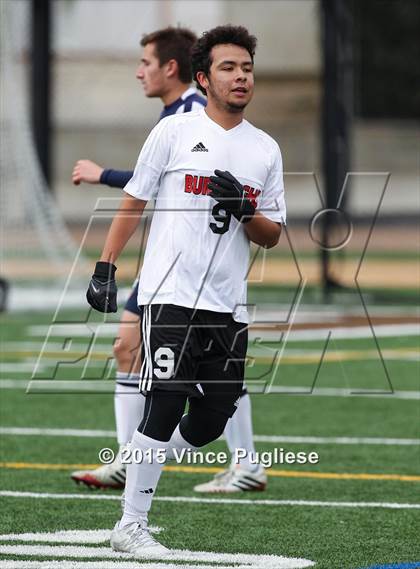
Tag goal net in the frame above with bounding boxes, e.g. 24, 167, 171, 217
0, 0, 83, 295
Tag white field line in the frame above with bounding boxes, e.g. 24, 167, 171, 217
0, 380, 30, 389
2, 342, 110, 351
0, 363, 46, 373
0, 528, 162, 542
0, 427, 419, 446
0, 491, 419, 510
0, 544, 314, 569
0, 529, 315, 568
0, 554, 207, 569
27, 323, 420, 341
268, 385, 420, 399
1, 378, 419, 400
0, 563, 310, 569
0, 427, 116, 438
23, 380, 420, 400
251, 435, 420, 446
252, 324, 420, 341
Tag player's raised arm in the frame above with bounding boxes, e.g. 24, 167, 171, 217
72, 159, 104, 185
72, 159, 134, 189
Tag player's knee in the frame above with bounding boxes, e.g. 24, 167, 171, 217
113, 336, 136, 368
138, 390, 187, 442
180, 405, 229, 447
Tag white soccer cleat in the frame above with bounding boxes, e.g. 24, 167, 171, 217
193, 465, 267, 493
110, 521, 170, 557
71, 449, 126, 489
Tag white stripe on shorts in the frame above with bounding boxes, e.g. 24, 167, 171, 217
145, 305, 153, 391
139, 306, 151, 392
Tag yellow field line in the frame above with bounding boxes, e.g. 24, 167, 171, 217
248, 348, 420, 364
0, 462, 99, 470
3, 347, 419, 366
3, 351, 107, 361
264, 470, 420, 482
166, 465, 420, 482
1, 461, 419, 482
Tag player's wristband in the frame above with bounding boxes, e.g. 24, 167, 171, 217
93, 261, 117, 281
100, 169, 133, 189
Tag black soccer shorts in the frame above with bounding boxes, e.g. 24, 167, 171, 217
138, 304, 247, 417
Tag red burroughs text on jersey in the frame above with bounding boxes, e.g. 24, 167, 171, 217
184, 174, 261, 207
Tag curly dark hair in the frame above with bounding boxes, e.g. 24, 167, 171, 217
191, 25, 257, 94
141, 27, 197, 84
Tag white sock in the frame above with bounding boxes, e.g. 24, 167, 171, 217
119, 430, 165, 528
224, 392, 259, 471
114, 377, 145, 445
165, 420, 197, 460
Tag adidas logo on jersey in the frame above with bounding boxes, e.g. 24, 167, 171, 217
191, 142, 208, 152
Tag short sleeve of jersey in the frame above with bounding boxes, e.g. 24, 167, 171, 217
123, 118, 173, 201
258, 142, 287, 225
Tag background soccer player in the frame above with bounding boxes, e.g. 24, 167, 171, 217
72, 26, 267, 494
87, 25, 286, 556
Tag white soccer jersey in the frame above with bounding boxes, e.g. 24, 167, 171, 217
124, 108, 286, 323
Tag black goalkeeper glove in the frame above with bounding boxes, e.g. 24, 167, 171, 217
86, 261, 118, 313
208, 169, 256, 223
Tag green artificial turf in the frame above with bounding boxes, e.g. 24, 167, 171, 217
0, 308, 419, 568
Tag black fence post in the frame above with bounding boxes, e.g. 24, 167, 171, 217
320, 0, 353, 299
31, 0, 51, 187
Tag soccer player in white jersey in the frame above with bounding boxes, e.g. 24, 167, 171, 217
71, 27, 205, 489
74, 27, 268, 494
87, 25, 286, 555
